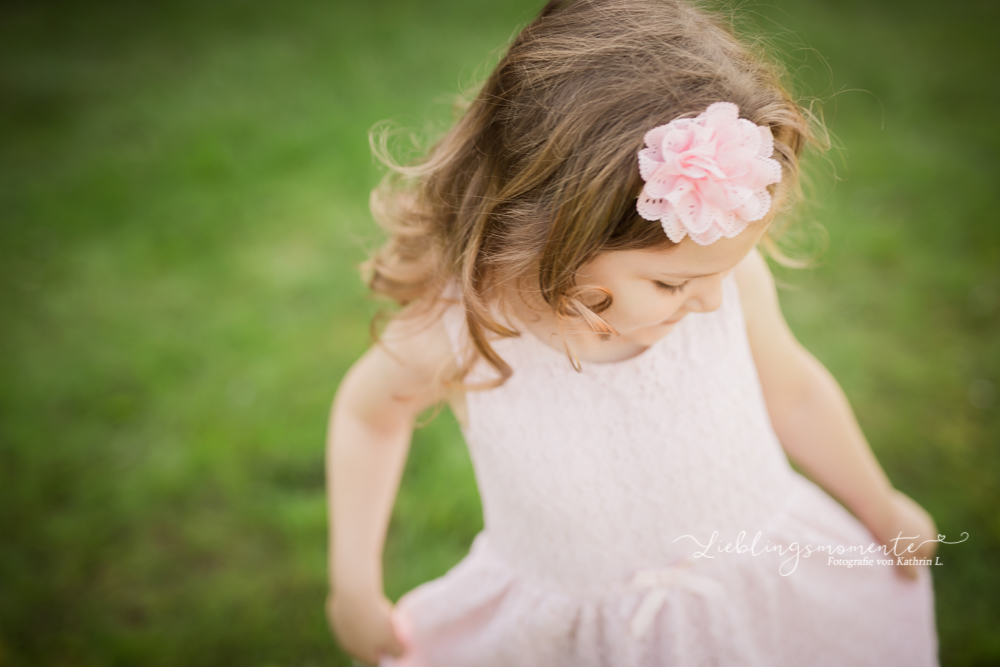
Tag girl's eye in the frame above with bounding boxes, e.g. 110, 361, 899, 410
654, 280, 688, 293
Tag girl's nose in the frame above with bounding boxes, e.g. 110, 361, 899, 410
683, 275, 724, 313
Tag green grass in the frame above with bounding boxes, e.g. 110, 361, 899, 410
1, 0, 997, 664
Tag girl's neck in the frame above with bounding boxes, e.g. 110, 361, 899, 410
503, 288, 656, 365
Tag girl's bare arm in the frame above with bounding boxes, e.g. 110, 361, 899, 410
327, 302, 455, 656
733, 248, 937, 569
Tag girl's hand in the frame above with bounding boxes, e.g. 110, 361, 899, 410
327, 590, 409, 665
875, 489, 938, 581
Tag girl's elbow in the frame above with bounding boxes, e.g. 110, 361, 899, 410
766, 358, 829, 435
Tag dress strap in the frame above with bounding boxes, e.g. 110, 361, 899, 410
439, 279, 469, 370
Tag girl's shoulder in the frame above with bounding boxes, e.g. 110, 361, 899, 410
732, 246, 815, 405
732, 247, 775, 322
334, 292, 461, 434
375, 292, 462, 391
372, 287, 470, 428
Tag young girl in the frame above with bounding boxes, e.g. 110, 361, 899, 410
327, 0, 941, 665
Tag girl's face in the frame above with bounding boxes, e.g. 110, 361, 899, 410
575, 223, 769, 346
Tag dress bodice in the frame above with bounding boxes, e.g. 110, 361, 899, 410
439, 273, 799, 593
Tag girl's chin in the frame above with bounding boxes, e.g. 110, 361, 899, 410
648, 319, 681, 331
629, 322, 680, 343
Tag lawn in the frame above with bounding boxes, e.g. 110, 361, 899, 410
1, 0, 997, 665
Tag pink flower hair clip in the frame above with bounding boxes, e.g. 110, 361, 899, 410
636, 102, 783, 245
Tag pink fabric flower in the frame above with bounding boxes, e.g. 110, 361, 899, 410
636, 102, 783, 245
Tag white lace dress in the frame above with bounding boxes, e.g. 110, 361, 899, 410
380, 273, 939, 667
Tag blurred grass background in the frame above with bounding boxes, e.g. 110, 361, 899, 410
0, 0, 997, 664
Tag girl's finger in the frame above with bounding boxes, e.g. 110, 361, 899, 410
391, 606, 415, 651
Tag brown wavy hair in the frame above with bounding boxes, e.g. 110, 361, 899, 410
359, 0, 827, 394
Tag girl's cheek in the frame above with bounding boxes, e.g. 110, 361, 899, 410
658, 295, 684, 316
